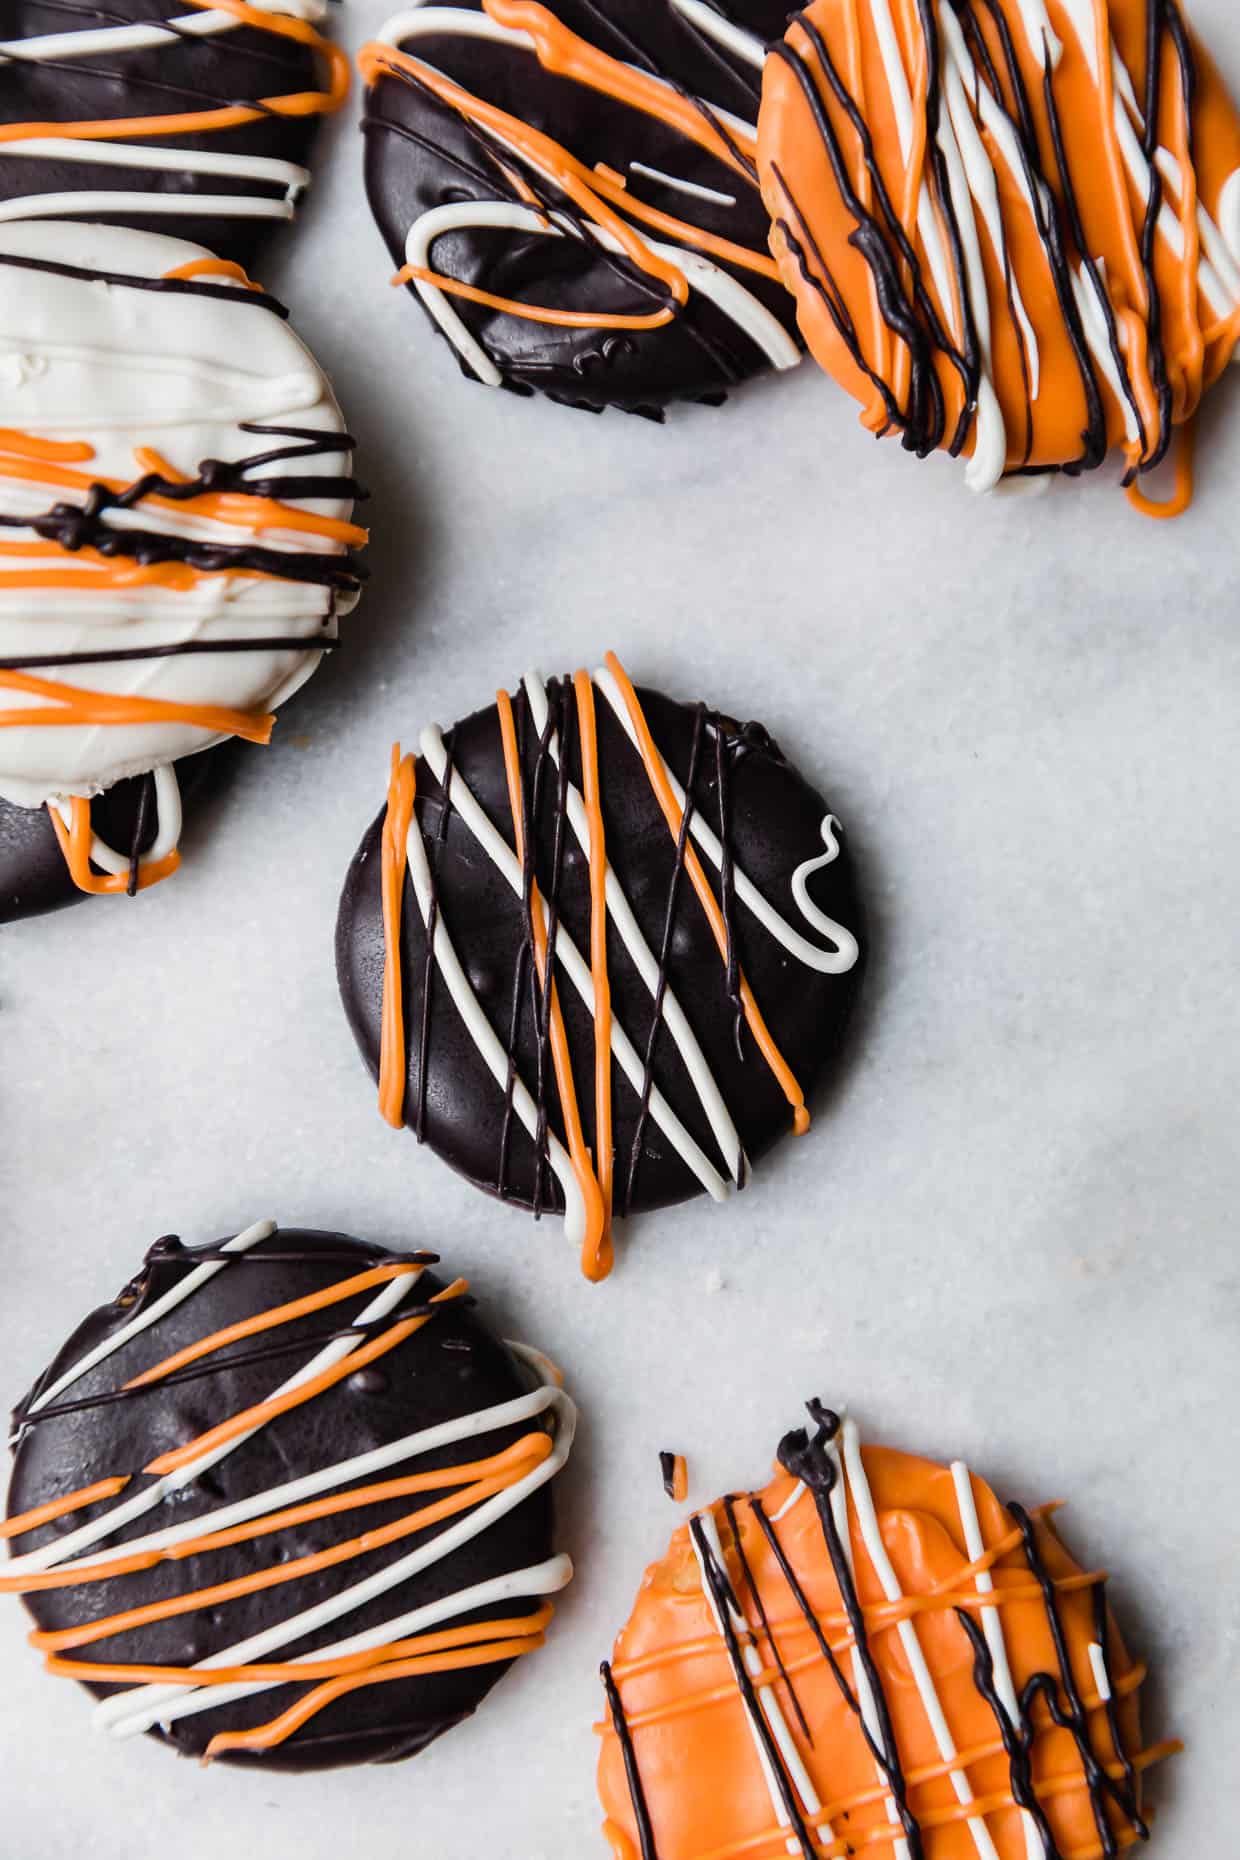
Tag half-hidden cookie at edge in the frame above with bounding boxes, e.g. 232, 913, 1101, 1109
0, 0, 349, 268
0, 219, 365, 923
598, 1400, 1181, 1860
756, 0, 1240, 515
336, 654, 863, 1282
3, 1220, 575, 1770
357, 0, 802, 417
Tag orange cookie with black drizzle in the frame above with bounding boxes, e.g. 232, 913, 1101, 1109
598, 1402, 1180, 1860
335, 655, 863, 1281
756, 0, 1240, 515
4, 1220, 575, 1769
357, 0, 802, 416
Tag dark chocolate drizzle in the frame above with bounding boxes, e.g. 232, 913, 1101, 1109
601, 1659, 661, 1860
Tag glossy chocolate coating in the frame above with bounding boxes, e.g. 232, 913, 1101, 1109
0, 0, 323, 267
362, 0, 801, 415
336, 677, 864, 1221
7, 1229, 557, 1769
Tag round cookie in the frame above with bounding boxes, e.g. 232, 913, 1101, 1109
336, 655, 863, 1280
598, 1401, 1178, 1860
3, 1220, 575, 1770
0, 219, 365, 914
0, 0, 348, 267
756, 0, 1240, 511
358, 0, 802, 417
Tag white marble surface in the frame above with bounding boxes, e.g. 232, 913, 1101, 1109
3, 5, 1240, 1854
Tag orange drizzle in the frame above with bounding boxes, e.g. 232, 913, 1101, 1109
496, 687, 608, 1275
1125, 415, 1197, 521
200, 1609, 553, 1761
1, 1476, 130, 1542
379, 746, 417, 1127
161, 259, 261, 289
0, 0, 349, 148
47, 794, 180, 895
0, 667, 274, 743
390, 261, 675, 332
603, 651, 810, 1134
0, 429, 94, 464
667, 1453, 688, 1503
573, 668, 614, 1280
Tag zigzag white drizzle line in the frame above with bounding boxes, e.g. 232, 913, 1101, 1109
951, 1462, 1048, 1860
402, 201, 800, 389
0, 0, 324, 224
522, 671, 745, 1191
593, 663, 860, 975
691, 1508, 833, 1857
6, 1244, 429, 1579
95, 1366, 576, 1739
840, 1418, 1001, 1860
49, 762, 182, 880
418, 717, 738, 1203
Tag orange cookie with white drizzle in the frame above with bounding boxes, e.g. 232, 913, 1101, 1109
0, 218, 364, 918
0, 0, 348, 266
756, 0, 1240, 515
598, 1401, 1180, 1860
357, 0, 801, 415
335, 656, 863, 1281
4, 1220, 575, 1770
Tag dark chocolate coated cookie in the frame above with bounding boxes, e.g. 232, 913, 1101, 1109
0, 0, 346, 265
336, 655, 864, 1280
359, 0, 802, 416
5, 1221, 575, 1769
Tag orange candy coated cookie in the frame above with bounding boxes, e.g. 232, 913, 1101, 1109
756, 0, 1240, 509
597, 1403, 1178, 1860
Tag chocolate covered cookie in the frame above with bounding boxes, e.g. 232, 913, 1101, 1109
598, 1401, 1179, 1859
358, 0, 802, 416
0, 220, 365, 921
756, 0, 1240, 513
0, 0, 347, 265
3, 1220, 575, 1769
336, 655, 863, 1280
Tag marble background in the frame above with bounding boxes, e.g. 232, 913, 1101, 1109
2, 3, 1239, 1854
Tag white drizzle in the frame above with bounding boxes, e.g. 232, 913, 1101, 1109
841, 1418, 1000, 1860
7, 1221, 576, 1745
951, 1460, 1047, 1860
